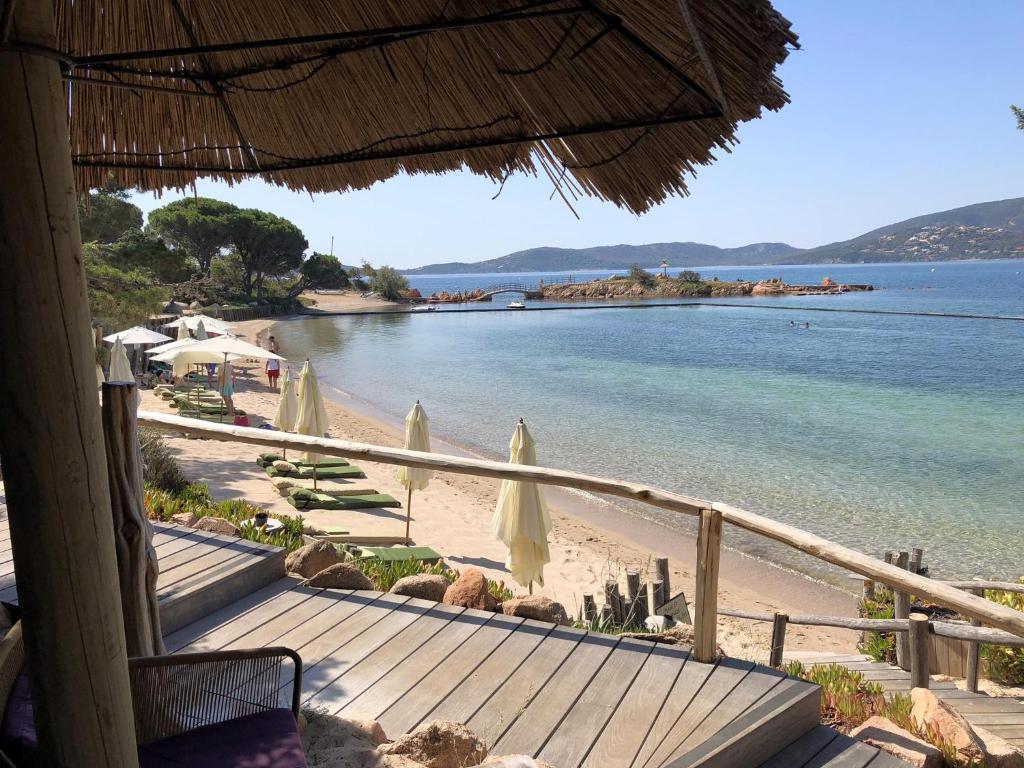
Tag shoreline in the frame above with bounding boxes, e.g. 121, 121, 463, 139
146, 313, 860, 658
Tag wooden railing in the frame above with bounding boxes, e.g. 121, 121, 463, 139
137, 410, 1024, 666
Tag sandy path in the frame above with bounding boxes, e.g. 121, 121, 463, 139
141, 316, 861, 660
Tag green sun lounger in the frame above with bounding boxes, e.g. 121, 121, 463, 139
356, 546, 442, 564
285, 489, 400, 510
256, 453, 349, 469
265, 464, 365, 480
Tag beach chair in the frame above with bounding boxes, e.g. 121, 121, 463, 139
1, 642, 306, 767
285, 488, 400, 511
356, 546, 443, 565
265, 463, 365, 480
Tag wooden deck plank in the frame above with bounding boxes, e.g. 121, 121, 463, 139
490, 632, 620, 757
464, 625, 589, 748
338, 608, 495, 722
315, 603, 467, 714
640, 658, 756, 768
804, 733, 882, 767
660, 667, 789, 764
757, 724, 840, 768
946, 697, 1024, 713
631, 658, 719, 768
375, 612, 530, 736
585, 644, 692, 768
221, 587, 338, 649
298, 595, 433, 704
539, 637, 654, 768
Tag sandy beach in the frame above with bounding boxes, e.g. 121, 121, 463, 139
142, 314, 861, 660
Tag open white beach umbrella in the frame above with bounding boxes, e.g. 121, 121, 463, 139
273, 368, 299, 458
397, 401, 432, 544
151, 335, 281, 366
144, 337, 195, 357
294, 361, 329, 487
162, 314, 231, 335
103, 326, 172, 345
492, 419, 551, 592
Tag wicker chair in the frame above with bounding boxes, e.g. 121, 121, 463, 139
3, 647, 306, 767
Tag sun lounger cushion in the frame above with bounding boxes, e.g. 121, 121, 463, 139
270, 477, 377, 497
285, 490, 399, 510
257, 453, 349, 468
266, 464, 365, 479
357, 546, 443, 564
138, 708, 307, 768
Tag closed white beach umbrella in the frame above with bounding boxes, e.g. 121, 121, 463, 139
95, 363, 105, 390
103, 326, 172, 345
162, 314, 231, 336
294, 361, 330, 487
194, 319, 209, 341
492, 419, 551, 592
273, 368, 299, 459
108, 338, 139, 407
397, 401, 432, 544
176, 322, 190, 341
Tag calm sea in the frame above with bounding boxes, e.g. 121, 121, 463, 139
276, 260, 1024, 583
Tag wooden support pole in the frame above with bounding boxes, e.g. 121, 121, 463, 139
0, 2, 139, 764
862, 578, 876, 645
693, 508, 723, 663
909, 612, 931, 689
582, 594, 597, 623
769, 612, 788, 667
894, 551, 911, 670
605, 579, 623, 625
651, 580, 665, 615
909, 547, 924, 575
626, 570, 641, 626
102, 383, 165, 657
965, 586, 983, 693
656, 557, 671, 609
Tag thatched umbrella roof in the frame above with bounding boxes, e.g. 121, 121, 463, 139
58, 0, 797, 212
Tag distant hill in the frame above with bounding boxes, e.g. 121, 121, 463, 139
403, 198, 1024, 273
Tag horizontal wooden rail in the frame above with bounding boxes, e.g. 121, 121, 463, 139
719, 608, 1024, 647
849, 575, 1024, 594
137, 411, 1024, 639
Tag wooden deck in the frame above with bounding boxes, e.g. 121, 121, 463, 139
165, 576, 832, 767
788, 652, 1024, 750
0, 517, 286, 633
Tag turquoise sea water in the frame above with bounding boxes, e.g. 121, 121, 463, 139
276, 261, 1024, 582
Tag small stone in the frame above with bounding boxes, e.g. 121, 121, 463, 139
193, 516, 240, 537
501, 595, 570, 626
390, 574, 450, 602
170, 511, 198, 527
286, 540, 343, 577
443, 569, 492, 610
378, 720, 487, 768
302, 562, 374, 590
910, 687, 984, 764
850, 716, 943, 767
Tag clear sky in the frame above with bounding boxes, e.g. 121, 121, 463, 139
129, 1, 1024, 270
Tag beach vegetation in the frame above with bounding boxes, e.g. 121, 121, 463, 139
627, 263, 656, 287
981, 578, 1024, 684
286, 253, 349, 298
79, 179, 143, 244
147, 196, 239, 276
85, 247, 170, 328
858, 592, 897, 664
363, 262, 410, 300
360, 558, 449, 591
139, 430, 190, 494
676, 270, 702, 283
223, 208, 308, 300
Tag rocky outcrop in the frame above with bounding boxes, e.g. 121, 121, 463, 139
390, 574, 450, 602
972, 726, 1024, 768
500, 596, 569, 626
378, 721, 488, 768
193, 516, 240, 537
849, 716, 942, 767
302, 562, 374, 590
286, 540, 343, 577
443, 569, 496, 611
910, 688, 984, 764
170, 511, 198, 528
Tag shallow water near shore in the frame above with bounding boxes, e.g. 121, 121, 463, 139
276, 260, 1024, 583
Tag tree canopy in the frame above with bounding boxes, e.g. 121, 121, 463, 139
367, 264, 409, 300
224, 208, 308, 299
79, 193, 143, 244
1014, 105, 1024, 131
288, 253, 349, 297
147, 197, 239, 276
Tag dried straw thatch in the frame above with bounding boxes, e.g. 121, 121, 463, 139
55, 0, 797, 212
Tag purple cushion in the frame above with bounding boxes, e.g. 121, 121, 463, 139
139, 708, 306, 768
1, 672, 38, 763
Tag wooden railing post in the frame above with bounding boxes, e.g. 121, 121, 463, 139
656, 556, 672, 606
102, 382, 165, 657
909, 612, 931, 688
694, 508, 723, 663
861, 578, 876, 645
894, 551, 911, 670
769, 612, 788, 667
965, 585, 983, 693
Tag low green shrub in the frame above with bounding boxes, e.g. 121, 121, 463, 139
982, 578, 1024, 684
858, 595, 896, 664
360, 559, 450, 592
139, 429, 188, 494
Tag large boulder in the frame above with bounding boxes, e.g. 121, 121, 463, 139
302, 562, 374, 590
170, 511, 198, 528
390, 574, 450, 602
973, 726, 1024, 768
193, 516, 240, 537
286, 540, 343, 578
443, 569, 495, 611
378, 720, 487, 768
849, 716, 942, 768
303, 713, 419, 768
500, 596, 569, 626
910, 687, 984, 764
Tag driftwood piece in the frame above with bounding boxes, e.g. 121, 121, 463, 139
0, 3, 139, 763
103, 383, 165, 656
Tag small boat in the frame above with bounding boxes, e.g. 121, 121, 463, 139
507, 301, 526, 309
411, 305, 437, 312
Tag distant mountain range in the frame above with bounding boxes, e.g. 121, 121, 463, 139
403, 197, 1024, 274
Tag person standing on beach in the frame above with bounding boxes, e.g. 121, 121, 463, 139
268, 335, 279, 354
266, 357, 281, 391
218, 361, 235, 416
